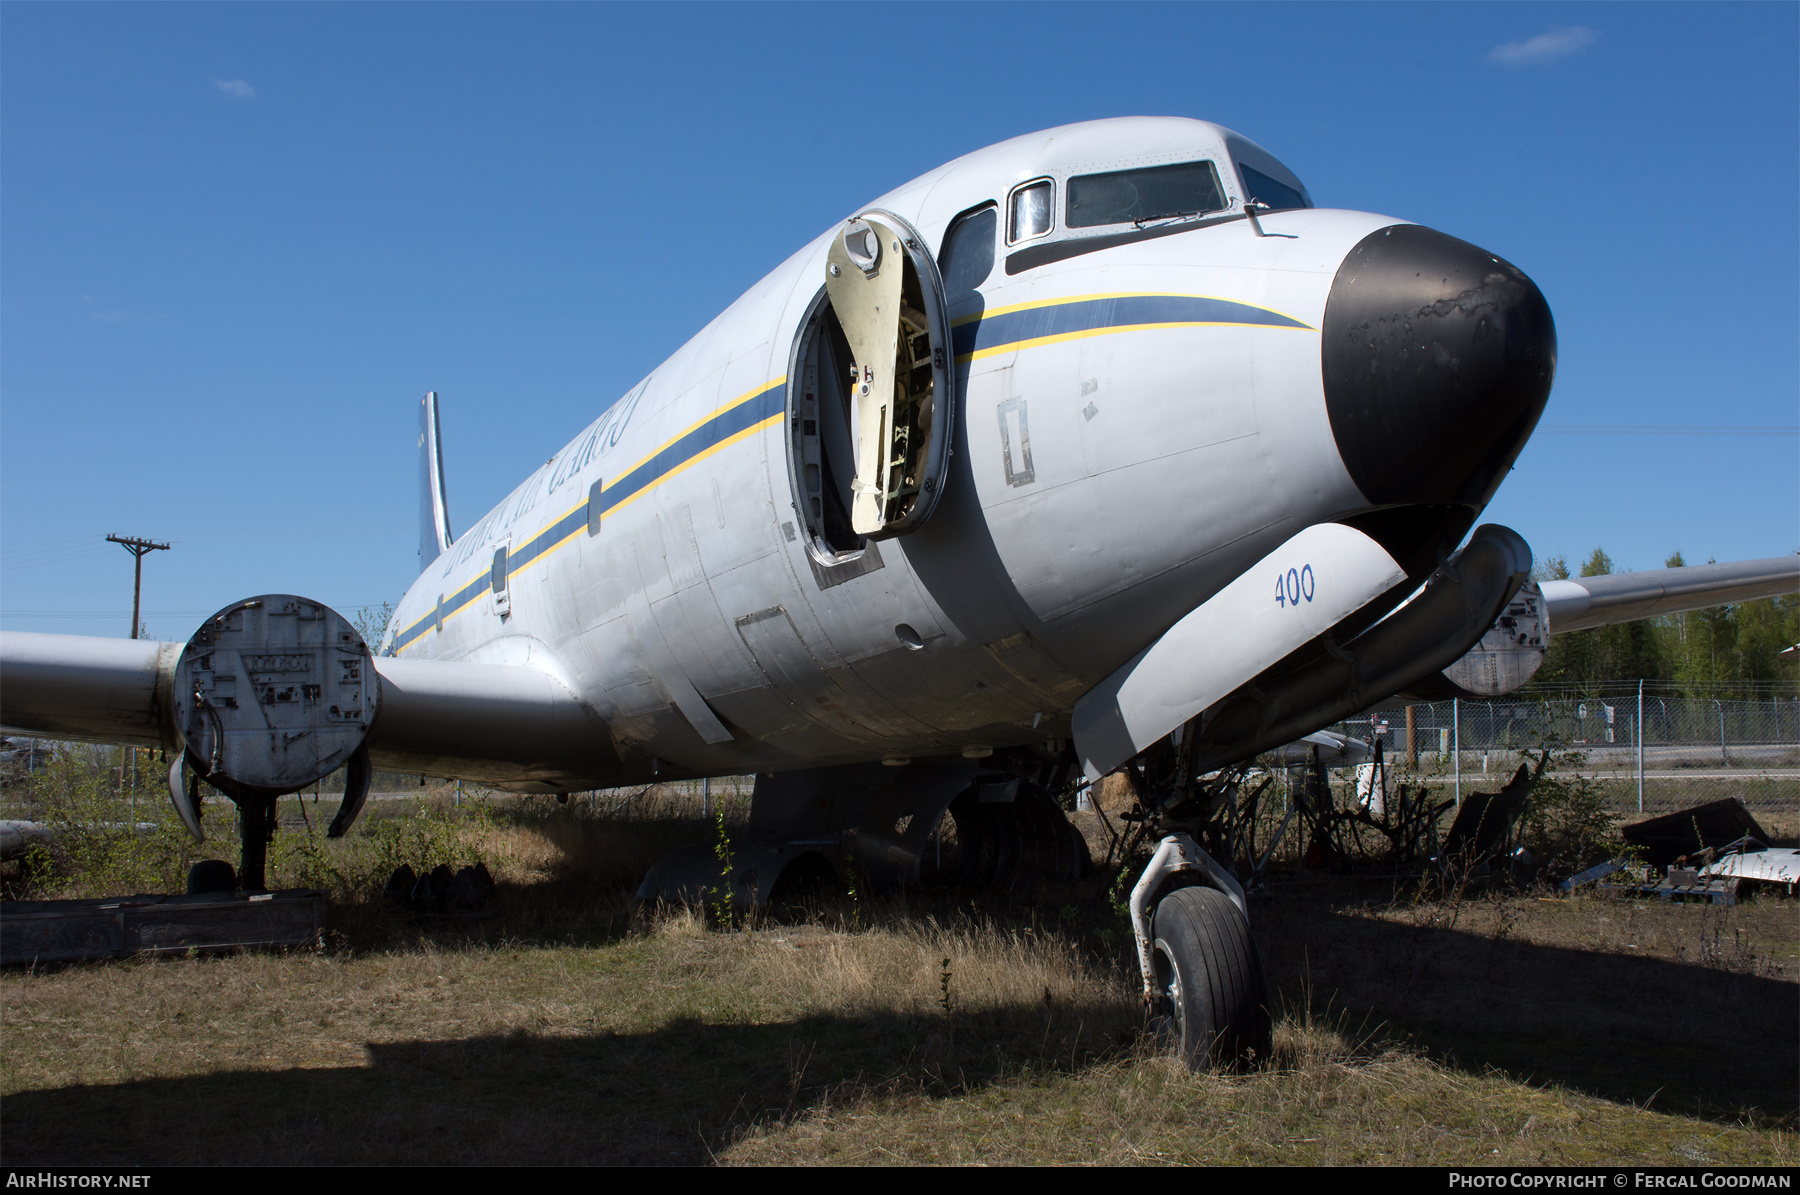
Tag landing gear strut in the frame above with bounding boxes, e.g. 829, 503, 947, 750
1147, 884, 1271, 1070
1124, 830, 1272, 1071
235, 794, 278, 892
1112, 720, 1275, 1071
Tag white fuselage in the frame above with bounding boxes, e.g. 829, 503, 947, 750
382, 118, 1405, 787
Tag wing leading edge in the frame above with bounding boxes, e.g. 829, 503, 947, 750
1540, 556, 1798, 635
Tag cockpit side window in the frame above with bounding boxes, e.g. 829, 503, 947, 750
1008, 179, 1053, 243
1066, 161, 1226, 228
939, 204, 997, 302
1238, 163, 1308, 212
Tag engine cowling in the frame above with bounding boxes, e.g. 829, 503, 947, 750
1426, 578, 1548, 699
174, 594, 379, 799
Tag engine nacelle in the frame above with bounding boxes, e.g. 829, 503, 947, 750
174, 594, 378, 800
1435, 578, 1547, 697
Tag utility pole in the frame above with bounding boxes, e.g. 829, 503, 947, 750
106, 534, 171, 639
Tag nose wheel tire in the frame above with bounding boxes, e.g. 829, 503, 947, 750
1149, 885, 1272, 1071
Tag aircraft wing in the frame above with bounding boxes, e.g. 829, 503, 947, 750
0, 632, 180, 751
1539, 556, 1798, 635
0, 630, 622, 792
1402, 553, 1798, 702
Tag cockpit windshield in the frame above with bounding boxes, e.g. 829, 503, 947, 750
1238, 163, 1308, 212
1066, 161, 1227, 228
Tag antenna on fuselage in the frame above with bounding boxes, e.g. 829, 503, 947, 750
419, 391, 454, 572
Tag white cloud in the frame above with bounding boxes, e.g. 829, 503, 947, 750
1488, 26, 1596, 68
213, 78, 255, 100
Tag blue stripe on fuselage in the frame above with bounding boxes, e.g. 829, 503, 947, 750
390, 382, 788, 653
951, 293, 1310, 359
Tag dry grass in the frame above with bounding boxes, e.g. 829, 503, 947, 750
2, 792, 1795, 1166
723, 1010, 1791, 1166
0, 914, 1140, 1165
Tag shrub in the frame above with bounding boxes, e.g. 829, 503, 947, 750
1518, 746, 1628, 878
10, 745, 196, 898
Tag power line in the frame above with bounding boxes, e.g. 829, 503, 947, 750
1539, 424, 1798, 436
1, 601, 391, 618
2, 521, 410, 571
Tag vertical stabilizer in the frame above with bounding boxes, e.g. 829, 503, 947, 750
419, 392, 454, 572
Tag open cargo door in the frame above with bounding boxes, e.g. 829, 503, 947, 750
792, 211, 957, 555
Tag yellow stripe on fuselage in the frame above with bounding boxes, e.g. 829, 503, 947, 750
599, 414, 783, 521
960, 319, 1307, 363
396, 376, 787, 654
948, 290, 1307, 328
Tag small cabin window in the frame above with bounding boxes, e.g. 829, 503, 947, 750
1066, 160, 1226, 228
939, 205, 997, 301
587, 477, 604, 536
1238, 163, 1308, 212
1008, 180, 1053, 243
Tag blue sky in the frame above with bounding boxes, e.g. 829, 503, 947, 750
3, 2, 1795, 640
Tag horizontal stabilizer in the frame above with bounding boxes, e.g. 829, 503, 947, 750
1072, 523, 1408, 780
1541, 556, 1798, 635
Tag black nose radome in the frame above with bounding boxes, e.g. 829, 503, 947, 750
1322, 224, 1556, 510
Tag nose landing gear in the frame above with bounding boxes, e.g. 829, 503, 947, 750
1119, 741, 1274, 1072
1146, 883, 1271, 1071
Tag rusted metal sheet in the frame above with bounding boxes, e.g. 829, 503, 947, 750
1441, 760, 1536, 866
1621, 798, 1768, 868
1, 889, 322, 965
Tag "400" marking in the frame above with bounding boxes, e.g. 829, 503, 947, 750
1274, 564, 1315, 608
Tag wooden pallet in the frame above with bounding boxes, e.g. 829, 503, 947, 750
1594, 875, 1740, 907
1, 889, 323, 965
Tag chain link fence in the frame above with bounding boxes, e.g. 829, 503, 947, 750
1324, 690, 1800, 822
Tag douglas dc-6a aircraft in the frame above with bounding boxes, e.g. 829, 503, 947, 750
5, 118, 1795, 1068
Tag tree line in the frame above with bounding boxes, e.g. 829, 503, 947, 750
1530, 549, 1799, 697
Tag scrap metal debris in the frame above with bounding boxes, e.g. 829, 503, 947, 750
1562, 801, 1793, 905
1621, 798, 1768, 869
1557, 857, 1628, 893
1699, 838, 1799, 893
1440, 757, 1542, 871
